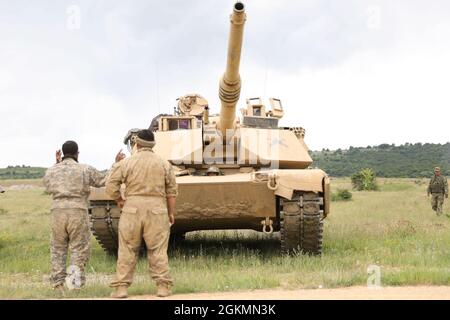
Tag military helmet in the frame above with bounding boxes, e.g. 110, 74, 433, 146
206, 166, 221, 175
434, 166, 441, 172
123, 128, 144, 152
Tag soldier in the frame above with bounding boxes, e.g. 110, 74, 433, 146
205, 166, 221, 176
43, 141, 123, 293
106, 129, 177, 299
427, 167, 448, 216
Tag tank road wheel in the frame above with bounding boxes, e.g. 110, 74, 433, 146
89, 201, 120, 256
280, 192, 324, 255
89, 202, 149, 256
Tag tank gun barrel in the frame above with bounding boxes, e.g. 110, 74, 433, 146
218, 2, 246, 137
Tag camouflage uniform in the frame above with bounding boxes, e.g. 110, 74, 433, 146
427, 174, 448, 216
106, 147, 177, 288
43, 158, 106, 287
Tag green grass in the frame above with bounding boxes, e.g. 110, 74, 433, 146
0, 178, 449, 299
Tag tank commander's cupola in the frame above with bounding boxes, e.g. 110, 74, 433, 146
240, 97, 284, 128
152, 94, 208, 132
176, 94, 209, 117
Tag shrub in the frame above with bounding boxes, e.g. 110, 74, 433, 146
351, 168, 378, 191
332, 189, 353, 201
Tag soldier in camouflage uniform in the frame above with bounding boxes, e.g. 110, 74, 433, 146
427, 167, 448, 216
106, 129, 178, 299
43, 141, 122, 292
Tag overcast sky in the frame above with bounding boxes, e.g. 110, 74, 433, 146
1, 0, 449, 169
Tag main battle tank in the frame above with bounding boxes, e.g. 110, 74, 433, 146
89, 2, 330, 255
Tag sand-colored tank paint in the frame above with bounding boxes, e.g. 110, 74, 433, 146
88, 2, 330, 255
218, 2, 246, 137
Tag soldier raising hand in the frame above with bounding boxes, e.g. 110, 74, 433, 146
43, 141, 115, 293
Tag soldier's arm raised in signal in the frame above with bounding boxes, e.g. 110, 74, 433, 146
43, 168, 52, 194
86, 165, 108, 188
105, 161, 124, 202
87, 150, 126, 188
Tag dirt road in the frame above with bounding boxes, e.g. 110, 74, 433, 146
128, 286, 450, 300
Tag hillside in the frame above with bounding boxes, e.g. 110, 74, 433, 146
0, 166, 46, 180
1, 143, 449, 179
311, 143, 450, 177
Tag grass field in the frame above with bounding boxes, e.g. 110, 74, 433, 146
0, 177, 449, 299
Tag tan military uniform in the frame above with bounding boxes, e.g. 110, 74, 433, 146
106, 147, 177, 288
43, 158, 106, 287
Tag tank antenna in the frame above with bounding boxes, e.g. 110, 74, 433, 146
154, 59, 160, 113
263, 54, 269, 99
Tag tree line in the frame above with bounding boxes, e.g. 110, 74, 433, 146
0, 166, 46, 180
1, 143, 449, 179
311, 142, 450, 177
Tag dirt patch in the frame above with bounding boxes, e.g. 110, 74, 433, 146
105, 286, 450, 300
5, 185, 40, 191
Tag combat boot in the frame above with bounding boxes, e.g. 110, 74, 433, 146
156, 283, 172, 297
54, 284, 65, 297
110, 286, 128, 299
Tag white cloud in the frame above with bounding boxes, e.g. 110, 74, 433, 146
0, 0, 449, 168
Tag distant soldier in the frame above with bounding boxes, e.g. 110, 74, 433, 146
106, 129, 177, 299
43, 141, 123, 293
427, 167, 448, 216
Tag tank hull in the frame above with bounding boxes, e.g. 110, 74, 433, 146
88, 169, 329, 255
172, 173, 276, 232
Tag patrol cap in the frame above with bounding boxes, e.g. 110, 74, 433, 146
135, 129, 155, 148
434, 167, 441, 172
62, 140, 78, 156
137, 129, 155, 142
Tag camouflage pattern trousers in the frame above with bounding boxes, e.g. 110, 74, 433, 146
431, 193, 445, 216
110, 196, 173, 288
50, 208, 91, 287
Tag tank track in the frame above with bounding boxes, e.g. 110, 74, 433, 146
88, 201, 120, 255
90, 193, 324, 256
89, 201, 185, 255
280, 192, 324, 255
